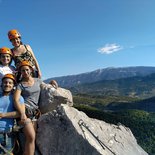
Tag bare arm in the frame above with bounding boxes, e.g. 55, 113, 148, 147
13, 89, 27, 120
27, 45, 42, 78
0, 111, 20, 119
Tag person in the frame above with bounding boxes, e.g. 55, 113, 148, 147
8, 29, 42, 80
0, 47, 15, 94
0, 74, 24, 155
14, 60, 43, 155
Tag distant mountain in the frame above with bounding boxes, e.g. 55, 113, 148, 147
70, 73, 155, 99
45, 66, 155, 88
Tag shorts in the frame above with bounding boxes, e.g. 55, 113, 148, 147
0, 133, 15, 154
26, 107, 41, 120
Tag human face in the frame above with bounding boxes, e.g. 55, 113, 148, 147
20, 65, 32, 78
0, 54, 11, 66
10, 37, 21, 47
2, 78, 14, 93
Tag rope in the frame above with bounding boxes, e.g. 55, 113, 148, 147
0, 143, 13, 155
78, 119, 116, 155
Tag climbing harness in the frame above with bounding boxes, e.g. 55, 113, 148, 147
0, 143, 13, 155
0, 132, 14, 155
78, 119, 116, 155
25, 103, 41, 120
0, 121, 23, 155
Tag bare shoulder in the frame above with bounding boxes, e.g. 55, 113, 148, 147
25, 44, 33, 53
25, 44, 31, 49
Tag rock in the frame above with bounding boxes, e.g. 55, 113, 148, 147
39, 83, 73, 114
36, 104, 148, 155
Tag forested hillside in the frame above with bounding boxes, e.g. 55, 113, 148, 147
70, 73, 155, 99
73, 90, 155, 154
74, 104, 155, 155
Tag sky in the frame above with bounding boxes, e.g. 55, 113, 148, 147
0, 0, 155, 80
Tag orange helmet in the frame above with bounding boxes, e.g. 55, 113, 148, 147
2, 74, 16, 84
0, 47, 13, 56
8, 29, 21, 40
18, 60, 33, 70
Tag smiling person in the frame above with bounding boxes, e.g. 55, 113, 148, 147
0, 74, 24, 155
14, 60, 43, 155
8, 29, 42, 81
0, 47, 15, 94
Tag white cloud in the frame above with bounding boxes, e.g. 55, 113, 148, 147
98, 43, 123, 54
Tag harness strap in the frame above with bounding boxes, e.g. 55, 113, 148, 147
0, 133, 14, 155
0, 129, 13, 134
25, 103, 38, 110
0, 143, 13, 155
24, 104, 41, 122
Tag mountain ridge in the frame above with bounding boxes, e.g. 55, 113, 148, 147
70, 73, 155, 99
44, 66, 155, 87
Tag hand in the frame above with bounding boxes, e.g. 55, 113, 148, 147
19, 118, 31, 126
0, 113, 4, 119
20, 113, 27, 122
49, 80, 58, 89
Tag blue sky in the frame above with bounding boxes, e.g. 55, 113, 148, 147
0, 0, 155, 79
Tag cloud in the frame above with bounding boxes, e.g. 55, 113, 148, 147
98, 43, 123, 54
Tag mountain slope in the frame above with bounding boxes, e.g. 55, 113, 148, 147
70, 73, 155, 99
45, 66, 155, 87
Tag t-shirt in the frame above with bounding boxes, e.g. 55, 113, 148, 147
0, 94, 24, 132
17, 78, 42, 109
0, 65, 15, 80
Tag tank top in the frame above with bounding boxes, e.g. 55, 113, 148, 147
13, 45, 36, 69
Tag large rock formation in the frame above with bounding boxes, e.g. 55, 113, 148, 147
39, 83, 73, 114
36, 83, 148, 155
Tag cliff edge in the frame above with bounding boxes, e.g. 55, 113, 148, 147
35, 83, 148, 155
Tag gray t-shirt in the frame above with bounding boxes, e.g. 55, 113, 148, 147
17, 78, 42, 109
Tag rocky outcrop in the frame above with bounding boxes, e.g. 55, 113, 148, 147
36, 105, 148, 155
39, 83, 73, 114
36, 83, 148, 155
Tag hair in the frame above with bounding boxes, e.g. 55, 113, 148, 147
19, 37, 23, 45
